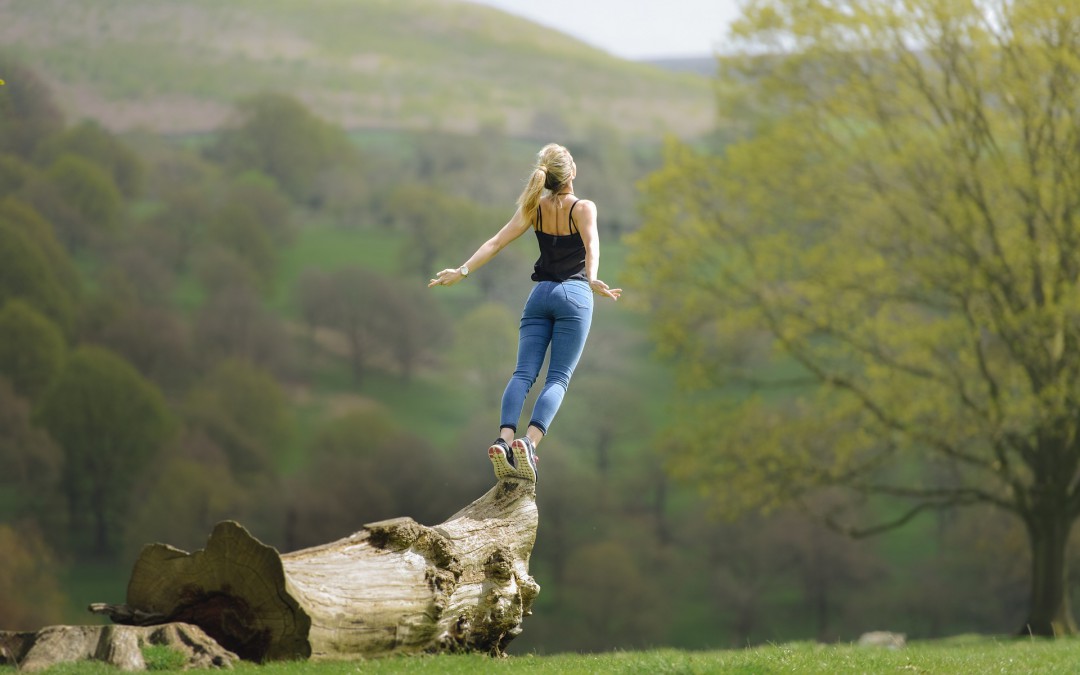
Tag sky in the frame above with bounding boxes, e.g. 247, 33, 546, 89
466, 0, 743, 60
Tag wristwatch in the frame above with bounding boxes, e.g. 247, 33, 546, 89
458, 265, 470, 277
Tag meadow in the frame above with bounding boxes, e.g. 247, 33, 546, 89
7, 637, 1080, 674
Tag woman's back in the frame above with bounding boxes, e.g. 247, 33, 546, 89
534, 193, 582, 236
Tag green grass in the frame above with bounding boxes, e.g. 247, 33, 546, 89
8, 639, 1080, 674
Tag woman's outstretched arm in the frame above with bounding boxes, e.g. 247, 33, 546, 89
428, 206, 532, 288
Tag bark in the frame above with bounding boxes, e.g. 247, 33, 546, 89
90, 478, 539, 661
1021, 510, 1078, 636
0, 623, 237, 672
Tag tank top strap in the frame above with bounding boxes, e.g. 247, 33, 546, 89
535, 205, 543, 233
568, 199, 581, 234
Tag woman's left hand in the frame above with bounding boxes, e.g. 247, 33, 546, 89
428, 268, 466, 288
590, 278, 622, 301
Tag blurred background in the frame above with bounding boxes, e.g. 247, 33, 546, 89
0, 0, 1059, 652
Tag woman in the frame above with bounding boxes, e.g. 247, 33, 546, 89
428, 143, 621, 482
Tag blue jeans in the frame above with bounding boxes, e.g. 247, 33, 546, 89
500, 280, 593, 436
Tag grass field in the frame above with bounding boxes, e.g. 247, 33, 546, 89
7, 637, 1080, 674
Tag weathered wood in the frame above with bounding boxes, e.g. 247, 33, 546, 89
0, 623, 237, 672
91, 478, 539, 661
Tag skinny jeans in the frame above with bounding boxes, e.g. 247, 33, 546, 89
500, 280, 593, 435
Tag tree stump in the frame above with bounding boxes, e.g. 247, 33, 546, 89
90, 478, 539, 662
0, 623, 238, 672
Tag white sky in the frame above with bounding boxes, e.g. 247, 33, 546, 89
466, 0, 743, 60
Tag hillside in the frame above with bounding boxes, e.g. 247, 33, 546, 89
0, 0, 715, 138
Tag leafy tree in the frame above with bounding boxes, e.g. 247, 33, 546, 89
208, 92, 355, 206
184, 359, 292, 481
26, 154, 123, 248
0, 220, 74, 333
123, 448, 247, 558
80, 277, 193, 393
0, 196, 80, 299
630, 0, 1080, 635
207, 198, 277, 291
191, 283, 289, 370
0, 377, 64, 526
286, 409, 467, 549
33, 119, 144, 198
0, 153, 33, 198
388, 183, 495, 281
295, 267, 337, 358
381, 283, 446, 381
320, 266, 390, 386
35, 346, 174, 557
0, 57, 64, 159
0, 299, 66, 401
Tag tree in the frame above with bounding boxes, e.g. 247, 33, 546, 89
0, 378, 64, 527
35, 346, 174, 557
322, 266, 389, 386
208, 93, 355, 207
630, 0, 1080, 636
0, 220, 75, 333
0, 197, 81, 300
33, 119, 144, 198
183, 359, 292, 482
26, 154, 123, 249
0, 299, 66, 401
0, 57, 64, 159
286, 409, 468, 550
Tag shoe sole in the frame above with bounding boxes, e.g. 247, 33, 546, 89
511, 439, 536, 482
488, 445, 517, 480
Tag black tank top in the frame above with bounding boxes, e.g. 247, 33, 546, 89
531, 199, 587, 282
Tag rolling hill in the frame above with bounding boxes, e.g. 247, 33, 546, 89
0, 0, 716, 138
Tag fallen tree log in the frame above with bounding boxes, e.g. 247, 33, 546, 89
85, 477, 539, 663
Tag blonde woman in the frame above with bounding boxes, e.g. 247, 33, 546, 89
429, 143, 621, 482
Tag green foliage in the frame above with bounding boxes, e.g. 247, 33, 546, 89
0, 197, 80, 299
0, 55, 64, 158
25, 153, 125, 249
34, 119, 144, 197
184, 359, 293, 479
35, 345, 174, 556
210, 92, 355, 206
0, 378, 64, 524
630, 0, 1080, 635
0, 299, 66, 400
207, 199, 278, 291
287, 408, 484, 548
0, 153, 33, 198
0, 219, 75, 333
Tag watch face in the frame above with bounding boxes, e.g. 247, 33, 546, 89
461, 266, 469, 276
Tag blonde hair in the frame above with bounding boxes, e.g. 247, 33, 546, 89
517, 143, 574, 223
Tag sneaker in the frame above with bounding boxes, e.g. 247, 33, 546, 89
488, 438, 516, 480
511, 436, 538, 482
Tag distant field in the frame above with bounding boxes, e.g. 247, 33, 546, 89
10, 637, 1080, 674
0, 0, 715, 138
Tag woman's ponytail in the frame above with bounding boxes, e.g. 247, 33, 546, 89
517, 167, 547, 224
